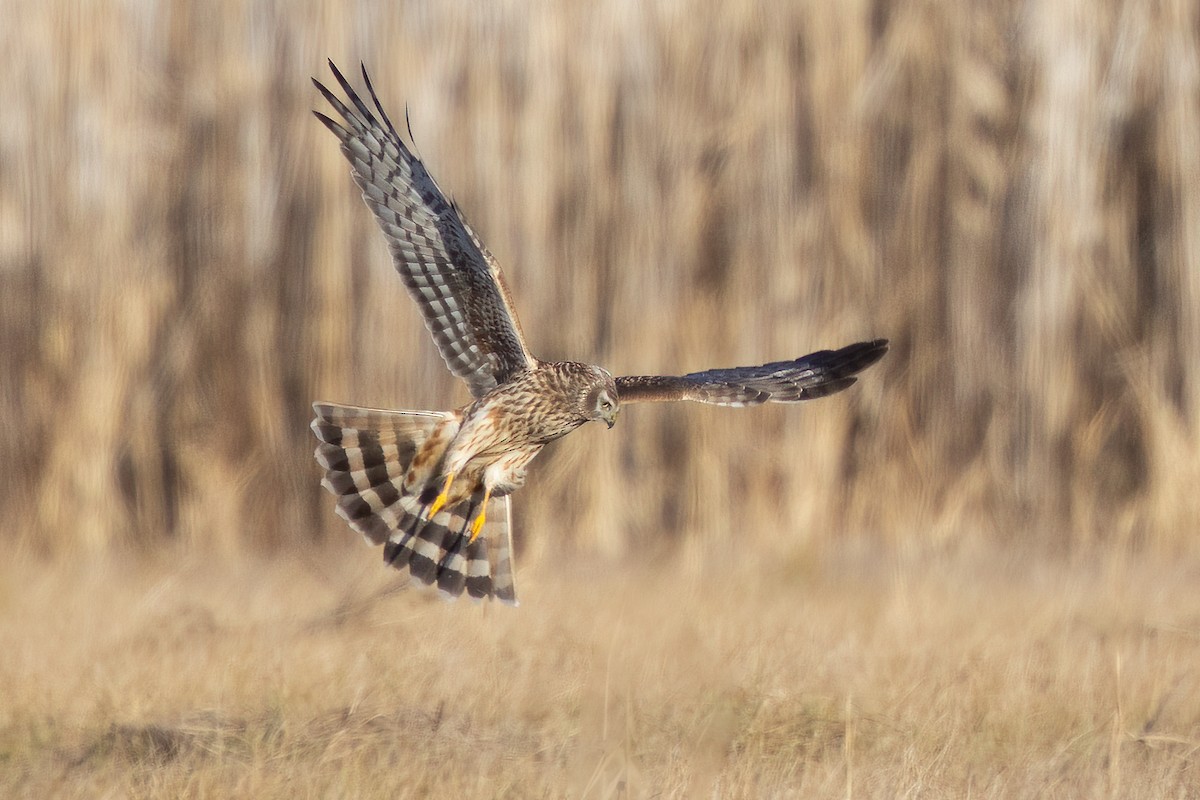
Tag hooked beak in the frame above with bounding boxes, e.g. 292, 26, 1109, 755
603, 408, 619, 429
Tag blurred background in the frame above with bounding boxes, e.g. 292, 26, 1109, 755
5, 0, 1199, 563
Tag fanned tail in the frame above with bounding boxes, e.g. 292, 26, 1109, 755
311, 402, 518, 605
383, 498, 517, 604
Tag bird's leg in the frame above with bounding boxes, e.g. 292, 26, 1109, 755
468, 485, 493, 543
425, 472, 456, 520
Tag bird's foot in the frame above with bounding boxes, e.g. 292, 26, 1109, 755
467, 486, 493, 542
468, 509, 487, 543
425, 472, 455, 520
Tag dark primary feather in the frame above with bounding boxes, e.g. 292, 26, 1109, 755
615, 339, 888, 406
313, 60, 535, 398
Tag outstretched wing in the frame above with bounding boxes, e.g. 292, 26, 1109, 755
615, 339, 888, 406
314, 60, 536, 398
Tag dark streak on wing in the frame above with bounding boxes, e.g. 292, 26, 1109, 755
615, 339, 888, 406
313, 60, 536, 398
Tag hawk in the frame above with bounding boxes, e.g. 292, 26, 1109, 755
310, 61, 888, 605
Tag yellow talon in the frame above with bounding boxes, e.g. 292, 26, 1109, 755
468, 510, 487, 543
467, 486, 493, 543
426, 472, 455, 519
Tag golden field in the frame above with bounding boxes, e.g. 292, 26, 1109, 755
4, 543, 1200, 798
4, 0, 1200, 795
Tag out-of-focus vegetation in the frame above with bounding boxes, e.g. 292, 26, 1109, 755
7, 4, 1200, 795
5, 0, 1200, 557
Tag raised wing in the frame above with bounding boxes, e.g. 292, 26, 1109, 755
615, 339, 888, 406
314, 61, 536, 398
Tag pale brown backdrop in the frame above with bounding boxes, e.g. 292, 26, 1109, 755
6, 0, 1200, 560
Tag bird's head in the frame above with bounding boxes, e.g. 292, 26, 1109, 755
583, 366, 620, 429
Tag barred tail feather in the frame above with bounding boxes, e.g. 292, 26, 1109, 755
311, 403, 443, 545
382, 498, 517, 605
311, 402, 518, 605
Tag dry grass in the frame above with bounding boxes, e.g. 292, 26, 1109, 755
3, 545, 1200, 798
6, 2, 1200, 795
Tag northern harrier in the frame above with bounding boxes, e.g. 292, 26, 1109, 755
311, 61, 888, 605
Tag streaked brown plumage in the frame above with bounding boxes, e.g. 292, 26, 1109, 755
311, 61, 888, 605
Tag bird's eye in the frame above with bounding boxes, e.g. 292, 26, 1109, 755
599, 397, 613, 411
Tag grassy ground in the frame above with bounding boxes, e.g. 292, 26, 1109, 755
3, 540, 1198, 798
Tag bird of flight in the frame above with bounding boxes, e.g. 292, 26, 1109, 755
310, 61, 888, 605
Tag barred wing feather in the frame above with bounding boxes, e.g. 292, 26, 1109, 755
615, 339, 888, 406
313, 61, 536, 398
